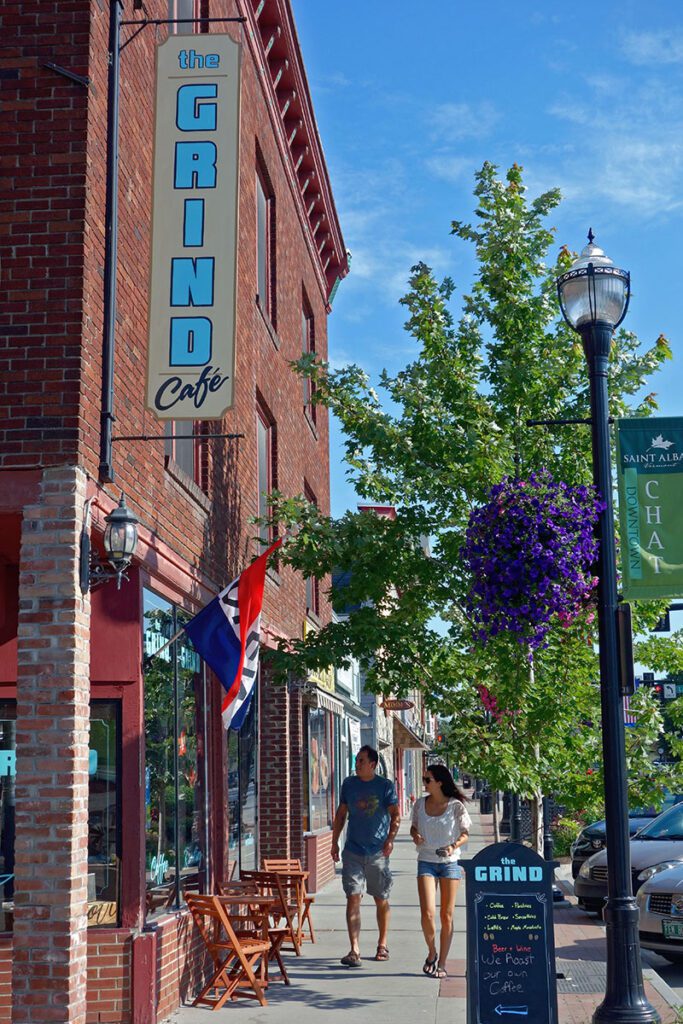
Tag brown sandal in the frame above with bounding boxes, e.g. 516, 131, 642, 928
340, 952, 362, 968
374, 945, 390, 961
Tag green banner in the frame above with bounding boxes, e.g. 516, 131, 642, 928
617, 417, 683, 600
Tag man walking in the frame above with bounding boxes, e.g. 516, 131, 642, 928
331, 744, 400, 967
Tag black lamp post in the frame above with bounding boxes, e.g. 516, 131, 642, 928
557, 233, 659, 1024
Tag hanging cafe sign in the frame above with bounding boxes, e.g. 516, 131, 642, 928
617, 417, 683, 600
146, 36, 241, 420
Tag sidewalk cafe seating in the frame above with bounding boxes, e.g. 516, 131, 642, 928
185, 893, 270, 1009
263, 857, 316, 944
218, 880, 291, 986
240, 869, 304, 955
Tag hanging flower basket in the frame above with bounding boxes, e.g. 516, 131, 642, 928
461, 469, 604, 649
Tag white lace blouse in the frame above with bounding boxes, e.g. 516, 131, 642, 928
411, 796, 472, 863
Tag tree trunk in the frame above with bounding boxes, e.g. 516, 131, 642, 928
492, 790, 500, 843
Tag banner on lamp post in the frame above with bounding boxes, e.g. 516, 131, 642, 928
146, 35, 240, 420
616, 417, 683, 600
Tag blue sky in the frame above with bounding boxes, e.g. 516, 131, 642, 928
292, 1, 683, 516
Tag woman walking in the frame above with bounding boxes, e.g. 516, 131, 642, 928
410, 765, 471, 979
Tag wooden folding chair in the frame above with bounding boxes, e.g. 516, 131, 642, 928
263, 857, 316, 944
185, 893, 270, 1009
218, 880, 291, 985
240, 869, 302, 955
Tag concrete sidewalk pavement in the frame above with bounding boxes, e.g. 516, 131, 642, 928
171, 802, 683, 1024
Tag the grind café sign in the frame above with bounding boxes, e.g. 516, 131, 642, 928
146, 37, 240, 420
617, 417, 683, 600
463, 842, 558, 1024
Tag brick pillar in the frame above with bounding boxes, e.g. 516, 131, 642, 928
12, 466, 91, 1024
259, 669, 291, 860
288, 683, 304, 863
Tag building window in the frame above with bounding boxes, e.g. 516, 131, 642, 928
169, 0, 197, 33
88, 700, 121, 927
256, 162, 276, 325
302, 295, 316, 425
257, 403, 277, 547
304, 484, 319, 616
306, 708, 333, 831
164, 421, 208, 492
227, 684, 259, 874
0, 700, 123, 932
143, 590, 210, 917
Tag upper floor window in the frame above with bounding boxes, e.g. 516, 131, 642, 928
256, 162, 276, 326
302, 296, 316, 425
257, 403, 277, 547
304, 483, 320, 617
169, 0, 197, 33
165, 421, 208, 494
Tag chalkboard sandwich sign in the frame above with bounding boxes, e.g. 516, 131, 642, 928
462, 841, 559, 1024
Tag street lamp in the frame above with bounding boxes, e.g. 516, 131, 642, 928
557, 233, 659, 1024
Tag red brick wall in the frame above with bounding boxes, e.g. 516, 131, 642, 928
153, 912, 208, 1024
0, 1, 343, 1020
86, 932, 132, 1024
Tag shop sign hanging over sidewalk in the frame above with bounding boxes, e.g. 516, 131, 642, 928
617, 417, 683, 600
146, 35, 240, 420
462, 841, 559, 1024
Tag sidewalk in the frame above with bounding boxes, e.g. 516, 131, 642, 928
172, 802, 683, 1024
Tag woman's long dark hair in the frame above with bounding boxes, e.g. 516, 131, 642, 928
427, 763, 468, 802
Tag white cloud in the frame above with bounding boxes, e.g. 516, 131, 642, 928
622, 30, 683, 66
424, 155, 474, 184
430, 101, 499, 141
544, 77, 683, 217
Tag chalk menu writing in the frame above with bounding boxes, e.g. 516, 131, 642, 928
464, 842, 558, 1024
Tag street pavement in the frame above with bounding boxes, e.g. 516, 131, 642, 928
172, 800, 683, 1024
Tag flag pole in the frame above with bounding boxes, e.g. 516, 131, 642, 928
143, 626, 186, 669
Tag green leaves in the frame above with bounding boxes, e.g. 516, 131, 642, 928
258, 161, 677, 815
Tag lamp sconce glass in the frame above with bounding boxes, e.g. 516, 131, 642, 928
79, 494, 139, 594
556, 229, 630, 332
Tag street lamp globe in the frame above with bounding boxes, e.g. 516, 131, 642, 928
103, 493, 139, 571
557, 230, 630, 332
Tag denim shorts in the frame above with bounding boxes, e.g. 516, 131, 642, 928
342, 849, 393, 899
418, 860, 463, 880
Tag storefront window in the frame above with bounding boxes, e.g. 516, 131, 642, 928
87, 701, 120, 926
307, 708, 333, 831
227, 686, 258, 873
0, 703, 15, 933
143, 589, 208, 916
0, 700, 122, 931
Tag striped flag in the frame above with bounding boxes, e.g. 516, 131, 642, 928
623, 695, 637, 727
184, 538, 282, 730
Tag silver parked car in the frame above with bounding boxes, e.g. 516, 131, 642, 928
575, 801, 683, 914
637, 861, 683, 963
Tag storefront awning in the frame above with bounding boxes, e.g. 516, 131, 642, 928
392, 714, 429, 750
303, 686, 345, 716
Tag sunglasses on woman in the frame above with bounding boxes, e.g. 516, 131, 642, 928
422, 776, 434, 785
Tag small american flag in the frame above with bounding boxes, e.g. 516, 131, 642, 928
623, 696, 637, 727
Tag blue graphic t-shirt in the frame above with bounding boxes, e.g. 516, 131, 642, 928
340, 775, 399, 856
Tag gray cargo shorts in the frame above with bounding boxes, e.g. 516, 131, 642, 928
341, 849, 393, 900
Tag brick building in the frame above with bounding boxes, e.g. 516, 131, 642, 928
0, 1, 347, 1022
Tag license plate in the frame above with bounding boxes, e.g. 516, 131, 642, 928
662, 919, 683, 939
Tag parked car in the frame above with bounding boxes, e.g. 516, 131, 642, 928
570, 812, 657, 879
636, 862, 683, 963
574, 800, 683, 914
570, 792, 683, 879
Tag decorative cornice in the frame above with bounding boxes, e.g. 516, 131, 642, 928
239, 0, 348, 308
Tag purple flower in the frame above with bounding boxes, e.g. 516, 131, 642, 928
460, 469, 603, 650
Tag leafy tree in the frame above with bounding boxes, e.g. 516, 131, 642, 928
263, 162, 679, 838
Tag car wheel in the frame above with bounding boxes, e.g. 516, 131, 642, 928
577, 898, 603, 915
661, 951, 683, 965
